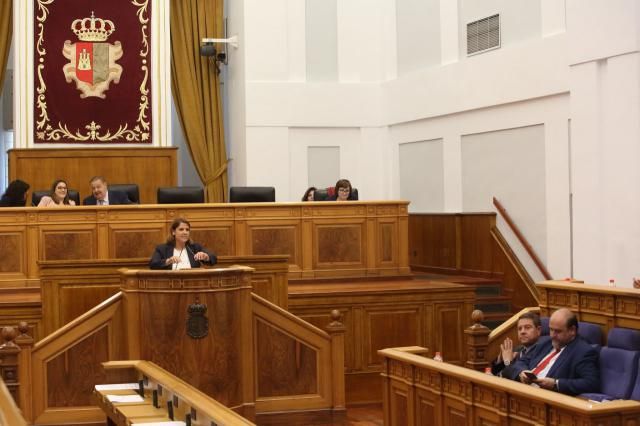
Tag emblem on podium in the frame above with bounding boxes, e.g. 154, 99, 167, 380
186, 300, 209, 339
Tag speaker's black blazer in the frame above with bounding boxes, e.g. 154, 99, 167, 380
149, 242, 217, 270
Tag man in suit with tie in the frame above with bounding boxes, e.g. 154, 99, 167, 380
504, 308, 600, 395
83, 176, 133, 205
491, 312, 546, 376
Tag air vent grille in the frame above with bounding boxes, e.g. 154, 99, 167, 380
467, 14, 500, 56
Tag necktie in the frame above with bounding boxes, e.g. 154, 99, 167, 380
532, 348, 560, 375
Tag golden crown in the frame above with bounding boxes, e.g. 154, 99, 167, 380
71, 12, 115, 42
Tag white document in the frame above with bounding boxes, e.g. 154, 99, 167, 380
95, 383, 140, 391
105, 394, 145, 403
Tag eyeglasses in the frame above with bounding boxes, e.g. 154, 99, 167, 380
56, 186, 68, 191
338, 188, 350, 193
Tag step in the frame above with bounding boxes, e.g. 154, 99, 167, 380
474, 285, 502, 297
475, 301, 511, 313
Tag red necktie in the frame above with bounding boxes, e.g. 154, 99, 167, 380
532, 349, 560, 375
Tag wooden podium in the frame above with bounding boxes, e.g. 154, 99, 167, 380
119, 267, 256, 419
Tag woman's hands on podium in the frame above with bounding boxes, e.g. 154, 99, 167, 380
194, 251, 210, 262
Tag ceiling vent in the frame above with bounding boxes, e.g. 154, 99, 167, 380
467, 14, 500, 56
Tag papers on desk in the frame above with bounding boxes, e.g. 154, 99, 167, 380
131, 422, 186, 426
95, 383, 140, 391
106, 394, 145, 403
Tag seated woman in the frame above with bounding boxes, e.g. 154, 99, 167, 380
149, 218, 217, 270
302, 186, 317, 201
0, 179, 30, 207
328, 179, 356, 201
37, 179, 76, 207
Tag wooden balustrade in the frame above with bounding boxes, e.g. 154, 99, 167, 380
252, 294, 345, 423
96, 360, 254, 425
0, 267, 346, 425
0, 375, 27, 426
381, 346, 640, 426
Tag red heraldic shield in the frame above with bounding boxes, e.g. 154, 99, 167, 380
75, 42, 93, 84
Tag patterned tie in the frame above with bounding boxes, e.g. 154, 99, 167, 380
532, 348, 560, 375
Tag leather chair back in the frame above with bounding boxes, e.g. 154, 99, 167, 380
157, 187, 205, 204
109, 184, 140, 204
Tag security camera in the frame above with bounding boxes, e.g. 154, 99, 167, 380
200, 44, 216, 57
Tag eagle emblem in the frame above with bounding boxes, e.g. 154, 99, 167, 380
62, 12, 123, 99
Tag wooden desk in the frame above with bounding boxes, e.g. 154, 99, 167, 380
539, 279, 640, 343
289, 279, 475, 404
380, 346, 640, 426
0, 201, 409, 287
94, 360, 254, 425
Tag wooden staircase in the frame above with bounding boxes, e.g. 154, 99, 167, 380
413, 273, 513, 329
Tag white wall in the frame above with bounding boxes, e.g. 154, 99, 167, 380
224, 0, 640, 286
567, 0, 640, 286
399, 139, 444, 211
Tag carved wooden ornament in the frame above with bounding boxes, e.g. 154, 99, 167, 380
186, 300, 209, 339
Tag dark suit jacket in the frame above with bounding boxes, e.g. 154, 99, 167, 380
491, 336, 549, 376
504, 336, 600, 395
83, 190, 133, 205
149, 242, 217, 270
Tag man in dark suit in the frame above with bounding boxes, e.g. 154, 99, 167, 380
491, 312, 544, 376
504, 308, 600, 395
82, 176, 133, 205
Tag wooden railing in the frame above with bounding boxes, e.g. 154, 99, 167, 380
380, 346, 640, 425
27, 292, 125, 425
97, 360, 255, 425
0, 376, 27, 426
252, 294, 345, 417
0, 268, 346, 425
493, 197, 552, 280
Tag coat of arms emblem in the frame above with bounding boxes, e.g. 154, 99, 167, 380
62, 12, 123, 99
186, 300, 209, 339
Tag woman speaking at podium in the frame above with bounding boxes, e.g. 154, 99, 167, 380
149, 218, 217, 270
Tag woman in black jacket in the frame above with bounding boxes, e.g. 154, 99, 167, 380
0, 179, 29, 207
149, 217, 217, 270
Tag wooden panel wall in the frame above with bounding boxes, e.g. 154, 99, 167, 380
409, 213, 537, 311
288, 281, 475, 405
0, 201, 409, 288
8, 147, 177, 204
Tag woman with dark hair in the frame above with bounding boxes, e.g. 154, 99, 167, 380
329, 179, 355, 201
37, 179, 76, 207
149, 217, 217, 270
302, 186, 317, 201
0, 179, 30, 207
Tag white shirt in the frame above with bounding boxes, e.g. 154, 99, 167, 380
98, 192, 109, 205
172, 248, 191, 270
536, 346, 564, 378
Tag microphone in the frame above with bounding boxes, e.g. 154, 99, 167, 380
185, 243, 199, 264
